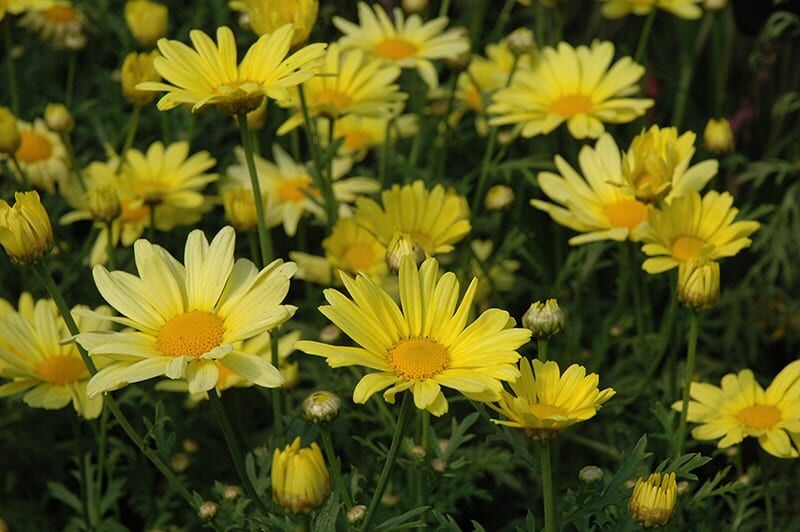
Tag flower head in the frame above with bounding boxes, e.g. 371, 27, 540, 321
20, 1, 86, 49
297, 257, 531, 416
302, 390, 341, 423
672, 361, 800, 458
6, 119, 68, 193
124, 0, 168, 47
602, 0, 703, 20
318, 113, 417, 160
230, 0, 318, 46
272, 437, 331, 513
491, 358, 615, 440
703, 118, 734, 153
489, 41, 653, 139
0, 191, 53, 264
43, 103, 74, 133
677, 258, 720, 311
121, 51, 161, 105
628, 472, 678, 528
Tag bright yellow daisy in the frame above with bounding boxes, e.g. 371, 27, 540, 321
297, 257, 531, 415
229, 0, 318, 46
317, 113, 417, 160
601, 0, 703, 20
0, 298, 111, 419
74, 226, 297, 395
5, 119, 68, 193
672, 361, 800, 458
276, 43, 406, 135
640, 191, 760, 274
354, 180, 471, 256
491, 358, 615, 440
333, 2, 470, 89
489, 40, 653, 139
138, 24, 327, 114
19, 0, 86, 49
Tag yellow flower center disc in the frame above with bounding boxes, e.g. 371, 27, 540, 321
316, 90, 353, 112
36, 355, 87, 385
375, 38, 418, 60
44, 6, 78, 22
387, 337, 449, 379
605, 199, 649, 229
737, 404, 781, 430
343, 130, 373, 150
549, 94, 593, 118
121, 201, 150, 222
16, 131, 53, 163
156, 311, 225, 357
671, 235, 706, 262
343, 243, 375, 272
278, 177, 317, 202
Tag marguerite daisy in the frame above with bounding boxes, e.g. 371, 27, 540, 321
5, 119, 68, 193
19, 0, 86, 49
601, 0, 703, 20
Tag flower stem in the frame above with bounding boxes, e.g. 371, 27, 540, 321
628, 242, 646, 355
62, 133, 87, 191
675, 312, 699, 458
634, 11, 656, 64
71, 416, 93, 530
9, 155, 30, 189
148, 202, 156, 242
65, 52, 77, 107
360, 393, 414, 532
672, 14, 713, 129
297, 86, 337, 231
4, 17, 19, 114
319, 424, 353, 508
538, 338, 549, 362
30, 262, 196, 507
270, 332, 283, 437
539, 440, 556, 532
116, 104, 141, 174
208, 388, 270, 515
236, 109, 273, 266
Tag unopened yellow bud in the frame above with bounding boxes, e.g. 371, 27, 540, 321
506, 27, 536, 55
485, 184, 514, 211
87, 184, 121, 222
121, 51, 160, 105
124, 0, 168, 47
0, 107, 21, 154
222, 187, 258, 232
703, 118, 734, 153
386, 232, 425, 272
281, 361, 299, 389
44, 103, 74, 134
197, 500, 218, 520
522, 299, 564, 339
629, 472, 677, 528
402, 0, 428, 12
231, 0, 319, 46
271, 437, 331, 514
302, 390, 341, 423
678, 258, 720, 312
0, 191, 54, 265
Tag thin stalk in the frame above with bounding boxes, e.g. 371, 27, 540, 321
116, 104, 141, 174
379, 117, 393, 189
628, 242, 646, 355
539, 440, 556, 532
4, 17, 19, 113
208, 389, 270, 515
675, 312, 699, 457
105, 221, 116, 270
297, 87, 337, 231
325, 116, 339, 228
95, 404, 109, 510
634, 11, 656, 64
236, 110, 273, 266
72, 417, 93, 530
31, 263, 195, 507
438, 0, 452, 17
763, 456, 774, 532
360, 393, 414, 532
672, 14, 713, 129
65, 52, 77, 107
489, 0, 516, 44
9, 156, 30, 189
538, 338, 549, 362
62, 134, 87, 191
247, 230, 260, 267
319, 425, 353, 508
270, 332, 283, 437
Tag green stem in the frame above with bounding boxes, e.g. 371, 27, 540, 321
208, 388, 270, 515
325, 116, 339, 228
379, 117, 393, 189
675, 312, 699, 457
628, 243, 646, 355
672, 14, 713, 129
297, 87, 337, 231
148, 202, 156, 242
65, 52, 77, 107
540, 440, 556, 532
763, 456, 774, 532
62, 133, 87, 191
360, 393, 414, 532
72, 417, 93, 530
9, 155, 30, 189
538, 338, 549, 362
116, 104, 141, 174
319, 425, 353, 508
4, 17, 19, 114
634, 11, 656, 64
270, 331, 283, 437
236, 109, 273, 266
438, 0, 452, 17
95, 404, 109, 512
31, 263, 195, 507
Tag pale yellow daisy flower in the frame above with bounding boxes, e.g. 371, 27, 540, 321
601, 0, 703, 20
4, 119, 68, 193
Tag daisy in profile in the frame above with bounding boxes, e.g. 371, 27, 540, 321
601, 0, 703, 20
333, 2, 470, 89
138, 24, 326, 114
276, 43, 406, 135
354, 180, 471, 256
0, 298, 111, 419
19, 0, 86, 49
75, 226, 297, 396
640, 191, 760, 274
317, 113, 417, 160
489, 40, 653, 139
297, 257, 531, 415
5, 119, 68, 193
673, 361, 800, 458
226, 145, 378, 236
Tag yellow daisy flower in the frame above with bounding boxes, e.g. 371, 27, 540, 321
229, 0, 318, 46
75, 226, 297, 396
489, 40, 653, 139
290, 216, 388, 285
354, 180, 471, 256
317, 113, 418, 160
491, 358, 615, 440
138, 24, 327, 114
226, 145, 378, 236
333, 2, 470, 89
19, 0, 86, 49
5, 119, 68, 193
672, 361, 800, 458
0, 0, 53, 21
640, 191, 760, 274
0, 298, 111, 419
276, 43, 406, 135
601, 0, 703, 20
297, 257, 531, 416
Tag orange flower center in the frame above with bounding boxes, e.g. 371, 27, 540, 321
216, 362, 235, 389
156, 311, 225, 357
316, 90, 353, 113
375, 38, 418, 60
549, 94, 593, 118
43, 6, 78, 22
465, 88, 483, 111
16, 131, 53, 163
121, 201, 150, 222
343, 243, 375, 272
36, 355, 87, 385
528, 403, 567, 419
278, 177, 318, 202
387, 337, 449, 379
671, 235, 706, 262
737, 404, 781, 430
604, 199, 649, 229
343, 130, 373, 150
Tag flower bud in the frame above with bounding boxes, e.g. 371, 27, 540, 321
121, 51, 161, 105
409, 444, 426, 462
506, 27, 536, 55
233, 0, 319, 46
125, 0, 168, 47
628, 472, 677, 528
430, 458, 447, 472
183, 439, 199, 453
302, 390, 341, 424
44, 103, 74, 134
579, 465, 604, 484
386, 232, 426, 273
170, 453, 190, 472
222, 187, 258, 232
319, 324, 341, 343
522, 299, 564, 339
484, 185, 514, 211
346, 504, 367, 525
0, 191, 54, 265
0, 107, 21, 155
272, 437, 331, 513
677, 259, 720, 312
223, 485, 242, 500
703, 118, 734, 153
704, 0, 727, 11
676, 481, 689, 496
402, 0, 428, 12
197, 500, 218, 520
87, 184, 121, 223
